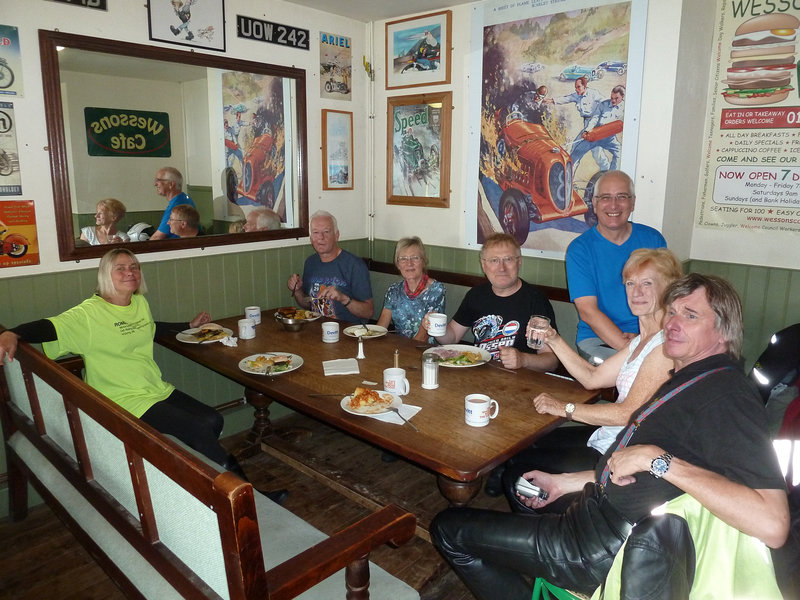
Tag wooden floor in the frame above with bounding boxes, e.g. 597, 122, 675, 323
0, 413, 512, 599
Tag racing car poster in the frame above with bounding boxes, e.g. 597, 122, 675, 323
466, 0, 648, 258
221, 71, 295, 226
695, 0, 800, 242
387, 92, 451, 208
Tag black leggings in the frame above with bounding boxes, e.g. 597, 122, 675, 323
140, 389, 227, 466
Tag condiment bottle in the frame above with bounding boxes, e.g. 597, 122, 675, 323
421, 354, 439, 389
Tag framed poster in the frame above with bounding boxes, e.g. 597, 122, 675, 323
322, 109, 353, 190
147, 0, 226, 52
385, 10, 451, 90
387, 92, 451, 208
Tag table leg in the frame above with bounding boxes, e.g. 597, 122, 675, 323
238, 388, 275, 458
436, 474, 482, 507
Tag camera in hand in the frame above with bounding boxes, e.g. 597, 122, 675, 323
515, 477, 549, 500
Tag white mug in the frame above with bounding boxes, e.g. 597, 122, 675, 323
464, 394, 499, 427
427, 312, 448, 337
322, 321, 339, 343
238, 318, 256, 340
245, 305, 262, 325
383, 367, 410, 396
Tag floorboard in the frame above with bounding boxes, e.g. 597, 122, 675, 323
0, 413, 511, 599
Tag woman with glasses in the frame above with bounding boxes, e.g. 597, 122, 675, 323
376, 236, 445, 341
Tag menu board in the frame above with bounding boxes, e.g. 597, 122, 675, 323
696, 1, 800, 234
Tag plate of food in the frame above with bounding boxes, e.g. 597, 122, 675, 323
340, 387, 402, 415
423, 345, 491, 367
238, 352, 303, 375
176, 324, 233, 344
343, 324, 388, 339
274, 307, 321, 321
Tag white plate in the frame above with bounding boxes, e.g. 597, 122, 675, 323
340, 390, 402, 415
176, 326, 234, 344
273, 309, 321, 322
423, 344, 491, 368
238, 352, 303, 375
343, 324, 388, 339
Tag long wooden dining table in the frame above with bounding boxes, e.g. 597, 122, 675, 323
156, 309, 600, 507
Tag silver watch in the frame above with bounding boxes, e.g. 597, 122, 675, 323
649, 452, 673, 478
564, 403, 575, 420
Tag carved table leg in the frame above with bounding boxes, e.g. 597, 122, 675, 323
437, 474, 482, 507
238, 388, 274, 458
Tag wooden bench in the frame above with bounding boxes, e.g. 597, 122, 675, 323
0, 337, 419, 599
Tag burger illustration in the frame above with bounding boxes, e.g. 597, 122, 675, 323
722, 13, 799, 105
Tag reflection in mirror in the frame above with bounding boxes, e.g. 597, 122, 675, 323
39, 29, 309, 261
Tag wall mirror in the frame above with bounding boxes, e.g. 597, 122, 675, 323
39, 29, 309, 261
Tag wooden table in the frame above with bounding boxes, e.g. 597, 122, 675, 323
156, 310, 599, 507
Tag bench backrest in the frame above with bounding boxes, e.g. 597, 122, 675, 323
0, 341, 264, 599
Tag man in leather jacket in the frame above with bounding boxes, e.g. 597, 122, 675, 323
431, 274, 789, 599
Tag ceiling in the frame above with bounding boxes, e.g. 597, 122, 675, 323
281, 0, 467, 23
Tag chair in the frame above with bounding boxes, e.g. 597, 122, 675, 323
750, 323, 800, 404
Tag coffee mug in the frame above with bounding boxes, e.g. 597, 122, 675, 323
383, 367, 410, 396
322, 321, 339, 343
464, 394, 499, 427
527, 315, 551, 350
238, 318, 256, 340
245, 305, 262, 325
427, 312, 448, 337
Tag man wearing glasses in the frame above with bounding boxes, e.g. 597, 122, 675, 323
167, 204, 201, 238
150, 167, 196, 241
566, 170, 667, 364
431, 232, 558, 373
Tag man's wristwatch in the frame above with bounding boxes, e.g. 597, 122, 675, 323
649, 452, 674, 478
564, 403, 575, 420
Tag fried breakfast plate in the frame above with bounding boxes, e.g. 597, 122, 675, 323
423, 345, 491, 367
340, 389, 402, 415
238, 352, 303, 375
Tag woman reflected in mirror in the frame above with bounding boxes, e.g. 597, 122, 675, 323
79, 198, 129, 245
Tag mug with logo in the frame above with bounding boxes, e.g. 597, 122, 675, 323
383, 367, 410, 395
464, 394, 499, 427
238, 318, 256, 340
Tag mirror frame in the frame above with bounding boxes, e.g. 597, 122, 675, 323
39, 29, 309, 261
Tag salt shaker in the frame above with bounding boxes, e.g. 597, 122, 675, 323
421, 353, 439, 389
356, 336, 366, 359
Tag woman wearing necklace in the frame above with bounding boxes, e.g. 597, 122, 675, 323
377, 237, 445, 342
80, 198, 129, 245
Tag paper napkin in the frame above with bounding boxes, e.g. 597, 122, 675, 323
323, 358, 360, 376
368, 403, 421, 426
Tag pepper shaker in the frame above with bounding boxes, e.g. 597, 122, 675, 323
422, 353, 439, 389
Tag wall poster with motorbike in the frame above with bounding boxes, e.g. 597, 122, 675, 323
385, 10, 452, 90
466, 0, 647, 257
0, 101, 21, 196
695, 1, 800, 244
387, 92, 451, 207
0, 200, 38, 268
221, 71, 294, 226
320, 32, 352, 101
0, 25, 23, 97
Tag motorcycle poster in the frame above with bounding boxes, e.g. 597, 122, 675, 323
0, 200, 38, 268
385, 11, 452, 90
320, 32, 352, 101
466, 0, 647, 258
0, 101, 21, 196
0, 25, 23, 97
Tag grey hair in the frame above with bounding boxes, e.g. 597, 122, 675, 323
394, 236, 428, 271
159, 166, 183, 190
595, 170, 635, 197
310, 210, 339, 235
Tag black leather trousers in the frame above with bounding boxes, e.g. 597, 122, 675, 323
431, 483, 633, 600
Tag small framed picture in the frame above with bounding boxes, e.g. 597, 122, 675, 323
322, 110, 353, 191
387, 92, 451, 208
385, 10, 451, 90
147, 0, 226, 52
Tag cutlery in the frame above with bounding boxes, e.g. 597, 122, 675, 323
388, 406, 419, 432
308, 393, 348, 397
486, 360, 518, 375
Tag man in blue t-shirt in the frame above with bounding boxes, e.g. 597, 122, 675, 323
149, 167, 196, 241
566, 170, 667, 364
287, 211, 373, 323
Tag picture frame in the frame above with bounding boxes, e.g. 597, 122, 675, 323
147, 0, 226, 52
387, 92, 451, 208
322, 109, 354, 190
385, 10, 451, 90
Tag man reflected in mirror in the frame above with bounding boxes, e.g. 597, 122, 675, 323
243, 207, 281, 232
150, 167, 196, 241
168, 204, 201, 238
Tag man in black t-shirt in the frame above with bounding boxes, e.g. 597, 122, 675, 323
428, 232, 558, 373
432, 274, 789, 599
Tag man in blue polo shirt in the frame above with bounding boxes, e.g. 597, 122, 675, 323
149, 167, 196, 241
567, 170, 667, 364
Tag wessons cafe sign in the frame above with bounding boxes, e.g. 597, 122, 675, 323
84, 107, 171, 157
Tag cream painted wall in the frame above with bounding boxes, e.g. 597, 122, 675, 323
1, 0, 368, 279
369, 2, 703, 262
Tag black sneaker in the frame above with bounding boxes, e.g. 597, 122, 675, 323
170, 26, 180, 36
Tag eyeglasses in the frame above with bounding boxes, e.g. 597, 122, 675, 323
397, 255, 422, 264
594, 193, 633, 203
167, 218, 185, 223
481, 256, 520, 267
154, 178, 170, 183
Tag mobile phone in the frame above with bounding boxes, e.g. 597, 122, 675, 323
515, 477, 549, 500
